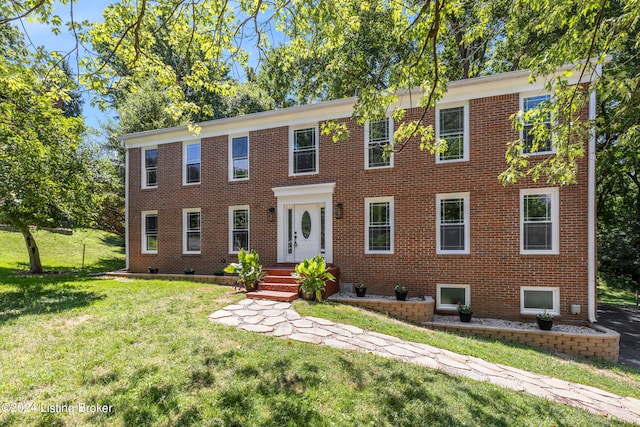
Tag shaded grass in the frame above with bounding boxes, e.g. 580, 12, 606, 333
0, 230, 637, 425
598, 275, 640, 307
294, 300, 640, 399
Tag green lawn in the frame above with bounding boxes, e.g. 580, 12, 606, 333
0, 229, 638, 426
598, 275, 640, 307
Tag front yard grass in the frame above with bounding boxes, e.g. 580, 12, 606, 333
0, 229, 638, 425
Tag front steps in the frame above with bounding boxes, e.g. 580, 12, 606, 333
247, 265, 340, 302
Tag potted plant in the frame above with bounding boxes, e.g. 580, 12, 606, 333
184, 267, 195, 275
394, 284, 408, 301
148, 266, 158, 274
354, 281, 367, 297
293, 255, 336, 302
457, 304, 473, 322
224, 249, 265, 292
536, 311, 554, 330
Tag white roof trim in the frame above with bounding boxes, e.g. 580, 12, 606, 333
122, 64, 597, 149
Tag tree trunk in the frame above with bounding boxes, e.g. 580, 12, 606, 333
21, 228, 43, 274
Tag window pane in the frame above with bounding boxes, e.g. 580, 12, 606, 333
441, 224, 465, 251
294, 128, 315, 150
146, 235, 158, 251
441, 287, 466, 305
523, 290, 554, 310
233, 159, 248, 179
234, 210, 248, 229
187, 164, 201, 183
369, 144, 389, 167
441, 135, 464, 160
187, 143, 200, 163
524, 195, 551, 221
145, 215, 158, 232
188, 212, 200, 231
440, 107, 463, 134
232, 231, 248, 251
523, 95, 551, 153
370, 202, 389, 225
232, 137, 248, 158
145, 149, 157, 168
524, 223, 552, 250
369, 120, 389, 142
147, 169, 157, 186
187, 232, 201, 251
441, 199, 463, 223
294, 151, 315, 173
369, 227, 391, 251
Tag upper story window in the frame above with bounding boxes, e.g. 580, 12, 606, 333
229, 206, 249, 253
521, 188, 559, 254
522, 94, 553, 154
183, 208, 201, 254
229, 135, 249, 181
365, 118, 393, 169
289, 125, 318, 176
365, 197, 394, 254
436, 103, 468, 163
142, 210, 158, 254
142, 147, 158, 188
184, 141, 201, 185
436, 192, 470, 254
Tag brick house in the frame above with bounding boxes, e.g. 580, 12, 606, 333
122, 68, 597, 324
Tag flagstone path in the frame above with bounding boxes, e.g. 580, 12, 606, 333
209, 299, 640, 425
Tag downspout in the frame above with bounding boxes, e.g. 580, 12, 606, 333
124, 143, 130, 271
587, 65, 600, 323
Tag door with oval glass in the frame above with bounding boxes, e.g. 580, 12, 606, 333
287, 203, 324, 262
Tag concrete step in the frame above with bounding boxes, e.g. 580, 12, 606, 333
246, 290, 299, 302
259, 282, 299, 292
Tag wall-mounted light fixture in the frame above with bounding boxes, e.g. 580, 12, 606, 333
267, 207, 276, 222
335, 203, 343, 219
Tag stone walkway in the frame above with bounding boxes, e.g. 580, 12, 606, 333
209, 299, 640, 425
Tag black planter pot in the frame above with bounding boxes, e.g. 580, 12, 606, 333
148, 268, 158, 274
185, 270, 195, 275
395, 291, 408, 301
213, 271, 224, 276
355, 287, 367, 297
458, 312, 473, 323
537, 317, 553, 330
245, 281, 260, 292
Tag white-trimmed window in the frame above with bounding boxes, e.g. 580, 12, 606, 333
521, 286, 560, 316
183, 141, 201, 184
229, 135, 249, 181
365, 197, 394, 254
183, 208, 201, 254
521, 188, 559, 254
436, 284, 470, 311
289, 125, 318, 175
142, 210, 158, 254
436, 192, 470, 254
365, 118, 393, 169
521, 93, 553, 154
142, 147, 158, 188
436, 103, 469, 162
229, 206, 249, 253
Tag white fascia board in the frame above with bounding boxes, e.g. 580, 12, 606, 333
122, 65, 597, 149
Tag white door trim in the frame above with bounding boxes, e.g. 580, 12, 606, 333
273, 183, 335, 263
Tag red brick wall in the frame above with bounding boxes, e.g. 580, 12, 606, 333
127, 91, 592, 322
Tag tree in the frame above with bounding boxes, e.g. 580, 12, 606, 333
0, 24, 101, 273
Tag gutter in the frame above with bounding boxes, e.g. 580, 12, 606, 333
587, 64, 600, 323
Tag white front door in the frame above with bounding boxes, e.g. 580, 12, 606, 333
287, 203, 324, 262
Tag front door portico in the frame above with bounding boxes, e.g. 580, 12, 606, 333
273, 183, 335, 264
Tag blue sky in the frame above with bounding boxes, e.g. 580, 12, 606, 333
20, 1, 116, 130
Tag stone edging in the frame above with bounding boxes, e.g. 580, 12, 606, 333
425, 321, 621, 362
